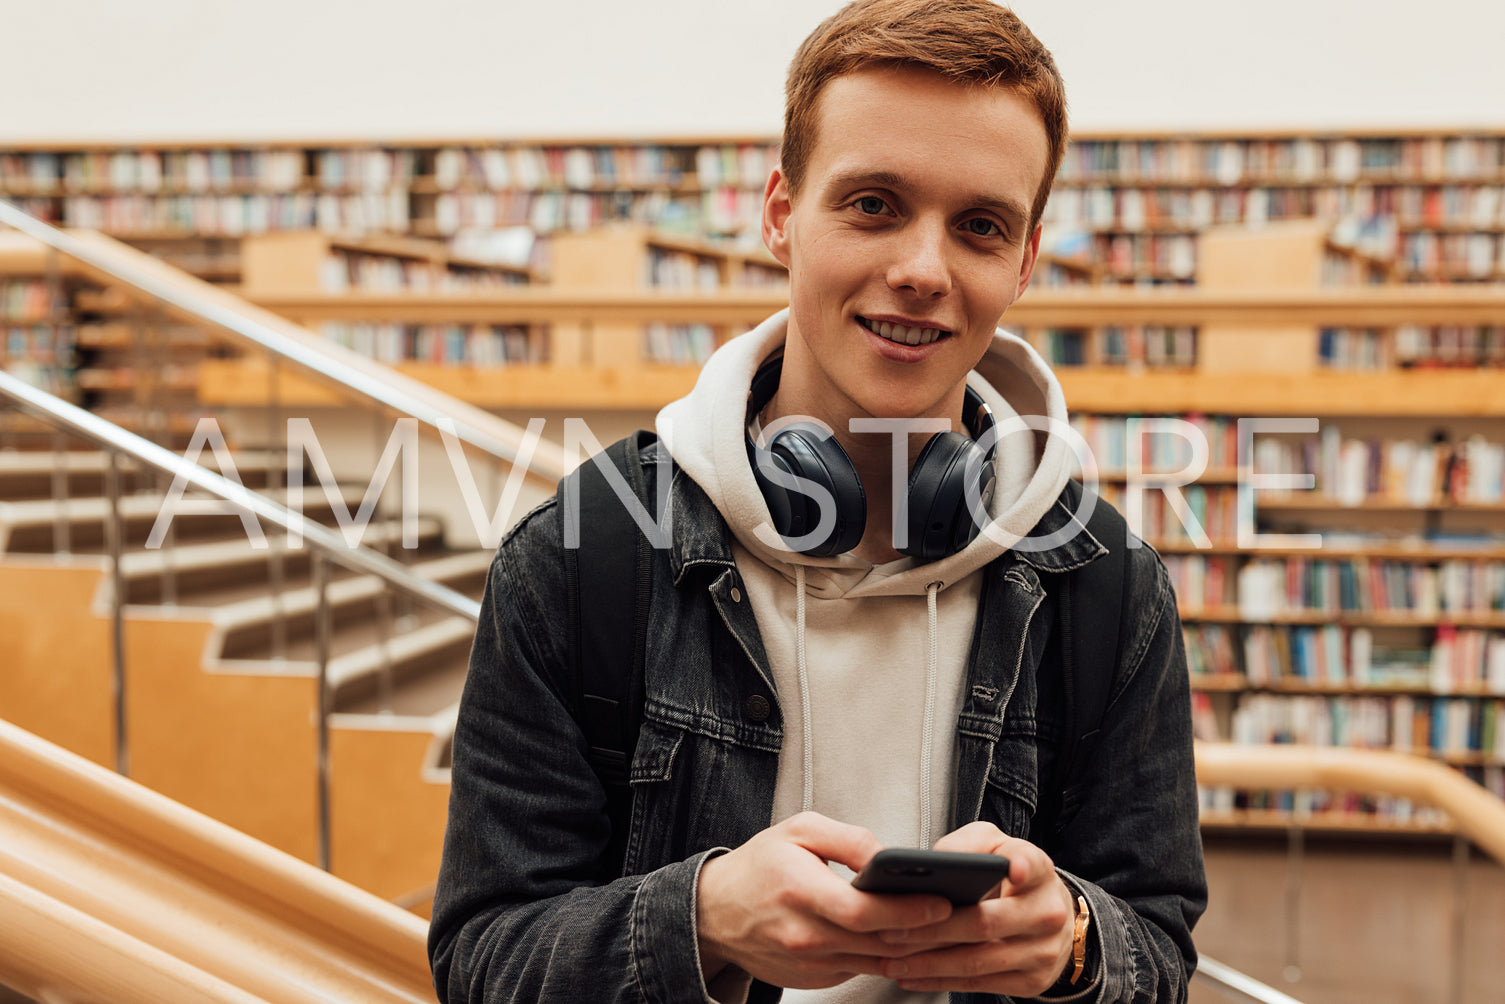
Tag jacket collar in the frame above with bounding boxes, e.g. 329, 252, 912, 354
1006, 484, 1110, 575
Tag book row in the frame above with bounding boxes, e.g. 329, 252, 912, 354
1185, 621, 1505, 693
1041, 185, 1505, 235
425, 188, 764, 238
1, 280, 60, 323
1068, 413, 1241, 473
643, 248, 735, 291
644, 323, 720, 366
1312, 326, 1505, 371
430, 143, 777, 191
0, 149, 306, 194
0, 144, 785, 196
1039, 325, 1198, 369
1056, 136, 1505, 185
51, 193, 410, 237
1253, 425, 1505, 506
1094, 482, 1239, 545
1091, 233, 1197, 281
316, 252, 528, 294
1398, 232, 1505, 278
1233, 556, 1505, 618
11, 188, 770, 240
1226, 691, 1505, 761
318, 322, 544, 366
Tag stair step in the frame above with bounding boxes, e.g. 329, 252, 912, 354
0, 485, 381, 553
214, 548, 489, 659
0, 448, 286, 501
324, 616, 476, 710
119, 516, 449, 606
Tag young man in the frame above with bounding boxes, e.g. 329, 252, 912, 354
429, 2, 1206, 1002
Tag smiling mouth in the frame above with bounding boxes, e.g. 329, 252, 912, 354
857, 316, 950, 346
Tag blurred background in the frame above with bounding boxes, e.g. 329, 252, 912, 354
1, 4, 1503, 1003
3, 0, 1503, 141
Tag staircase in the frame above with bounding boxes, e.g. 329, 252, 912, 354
0, 206, 567, 910
0, 440, 487, 902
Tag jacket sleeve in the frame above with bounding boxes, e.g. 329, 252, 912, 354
427, 498, 724, 1004
1033, 544, 1208, 1004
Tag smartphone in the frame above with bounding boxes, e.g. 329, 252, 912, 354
850, 848, 1011, 906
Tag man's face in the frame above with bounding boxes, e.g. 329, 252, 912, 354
763, 65, 1048, 427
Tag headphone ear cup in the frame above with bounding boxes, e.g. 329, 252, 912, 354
903, 432, 991, 561
748, 424, 867, 556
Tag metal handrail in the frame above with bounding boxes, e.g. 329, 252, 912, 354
0, 371, 479, 621
0, 198, 564, 483
1195, 957, 1306, 1003
0, 369, 481, 871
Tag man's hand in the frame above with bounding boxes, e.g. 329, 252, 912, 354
696, 812, 953, 989
873, 822, 1077, 996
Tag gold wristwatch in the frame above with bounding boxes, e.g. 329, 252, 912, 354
1069, 894, 1090, 985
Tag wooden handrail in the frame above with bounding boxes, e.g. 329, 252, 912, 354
1194, 742, 1505, 866
0, 718, 433, 1003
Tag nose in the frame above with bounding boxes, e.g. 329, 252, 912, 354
886, 219, 953, 298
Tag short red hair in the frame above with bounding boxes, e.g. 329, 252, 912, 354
782, 0, 1068, 230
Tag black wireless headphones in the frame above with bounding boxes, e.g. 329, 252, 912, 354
746, 356, 998, 560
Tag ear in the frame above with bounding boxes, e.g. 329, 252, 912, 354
762, 166, 794, 267
1011, 223, 1044, 304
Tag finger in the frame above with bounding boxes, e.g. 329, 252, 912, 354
780, 811, 886, 872
880, 936, 1064, 994
819, 886, 954, 937
930, 821, 1006, 854
879, 886, 1069, 946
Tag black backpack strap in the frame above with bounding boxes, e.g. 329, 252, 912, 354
1053, 480, 1130, 815
559, 430, 657, 871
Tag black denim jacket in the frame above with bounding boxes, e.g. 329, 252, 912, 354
430, 454, 1207, 1004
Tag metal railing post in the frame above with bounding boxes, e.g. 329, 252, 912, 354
313, 549, 332, 873
105, 449, 128, 777
268, 354, 287, 661
373, 406, 395, 714
1447, 834, 1470, 1004
1282, 822, 1304, 984
50, 428, 70, 556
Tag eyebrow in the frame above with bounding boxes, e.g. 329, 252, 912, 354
824, 168, 1030, 231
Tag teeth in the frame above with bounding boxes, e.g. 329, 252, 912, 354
863, 317, 944, 346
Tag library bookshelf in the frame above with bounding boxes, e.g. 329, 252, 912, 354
4, 127, 1505, 287
5, 126, 1505, 840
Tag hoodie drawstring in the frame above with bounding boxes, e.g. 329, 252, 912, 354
920, 580, 941, 849
796, 563, 814, 814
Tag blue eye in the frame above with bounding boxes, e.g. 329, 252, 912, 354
857, 196, 888, 215
965, 218, 1002, 237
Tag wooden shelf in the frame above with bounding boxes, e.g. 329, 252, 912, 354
1257, 495, 1505, 514
1156, 540, 1505, 561
1096, 467, 1240, 484
1180, 605, 1505, 629
1057, 368, 1505, 416
197, 357, 701, 410
1198, 808, 1457, 837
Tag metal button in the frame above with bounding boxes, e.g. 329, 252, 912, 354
730, 586, 742, 603
745, 694, 771, 721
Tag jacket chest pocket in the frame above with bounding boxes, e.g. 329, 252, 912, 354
623, 715, 776, 876
979, 723, 1040, 839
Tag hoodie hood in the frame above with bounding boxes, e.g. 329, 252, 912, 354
656, 309, 1075, 598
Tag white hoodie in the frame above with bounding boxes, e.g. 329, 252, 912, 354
657, 311, 1075, 1004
